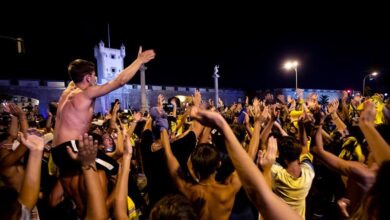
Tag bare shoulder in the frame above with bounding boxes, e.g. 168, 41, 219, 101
225, 171, 241, 192
187, 185, 207, 200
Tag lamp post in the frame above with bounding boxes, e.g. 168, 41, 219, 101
213, 65, 220, 108
284, 60, 299, 90
0, 35, 25, 53
362, 71, 378, 97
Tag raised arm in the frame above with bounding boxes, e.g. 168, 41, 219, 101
257, 136, 278, 188
190, 107, 302, 220
313, 124, 374, 188
247, 98, 264, 160
340, 91, 350, 121
67, 134, 108, 220
327, 99, 348, 135
127, 111, 142, 138
273, 121, 289, 136
109, 102, 120, 130
171, 99, 177, 119
113, 134, 132, 220
8, 112, 19, 139
190, 90, 205, 138
259, 107, 275, 150
18, 129, 44, 210
9, 103, 28, 133
358, 101, 390, 166
160, 127, 190, 196
85, 47, 155, 99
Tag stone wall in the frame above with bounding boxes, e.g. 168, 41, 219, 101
0, 80, 343, 117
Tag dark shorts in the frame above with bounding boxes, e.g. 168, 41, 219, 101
51, 140, 81, 175
51, 140, 119, 176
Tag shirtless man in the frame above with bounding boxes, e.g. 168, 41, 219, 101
51, 46, 155, 216
160, 129, 242, 220
53, 47, 154, 146
159, 101, 242, 220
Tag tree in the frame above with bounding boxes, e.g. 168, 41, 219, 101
319, 95, 329, 107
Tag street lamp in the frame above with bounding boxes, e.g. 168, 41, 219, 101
363, 71, 378, 97
284, 60, 299, 90
0, 35, 25, 54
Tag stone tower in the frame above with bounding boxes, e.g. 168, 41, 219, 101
93, 41, 126, 113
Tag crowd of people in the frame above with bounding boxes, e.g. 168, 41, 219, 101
1, 47, 390, 220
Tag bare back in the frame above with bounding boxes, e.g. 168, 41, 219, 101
54, 85, 94, 146
185, 182, 237, 220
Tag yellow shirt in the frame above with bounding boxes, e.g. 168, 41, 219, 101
127, 196, 138, 219
271, 154, 315, 219
357, 97, 385, 125
290, 110, 304, 128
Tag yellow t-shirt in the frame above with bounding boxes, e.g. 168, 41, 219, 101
290, 110, 304, 128
271, 154, 315, 220
357, 97, 385, 125
127, 196, 138, 219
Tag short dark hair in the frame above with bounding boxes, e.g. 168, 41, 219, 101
277, 136, 302, 167
191, 143, 220, 180
68, 59, 95, 83
149, 194, 197, 220
231, 124, 247, 143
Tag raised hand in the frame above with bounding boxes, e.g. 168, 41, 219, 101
113, 102, 120, 113
8, 103, 25, 118
67, 133, 98, 168
258, 136, 277, 170
137, 46, 155, 64
190, 106, 223, 128
133, 111, 142, 122
359, 101, 376, 126
123, 134, 133, 157
252, 98, 263, 123
270, 105, 280, 121
327, 99, 339, 115
157, 94, 164, 109
208, 99, 214, 107
193, 90, 202, 107
261, 106, 271, 120
19, 129, 44, 151
218, 98, 224, 107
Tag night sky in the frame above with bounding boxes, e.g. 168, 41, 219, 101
1, 3, 389, 92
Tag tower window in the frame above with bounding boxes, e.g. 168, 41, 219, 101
111, 54, 115, 59
111, 67, 116, 73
